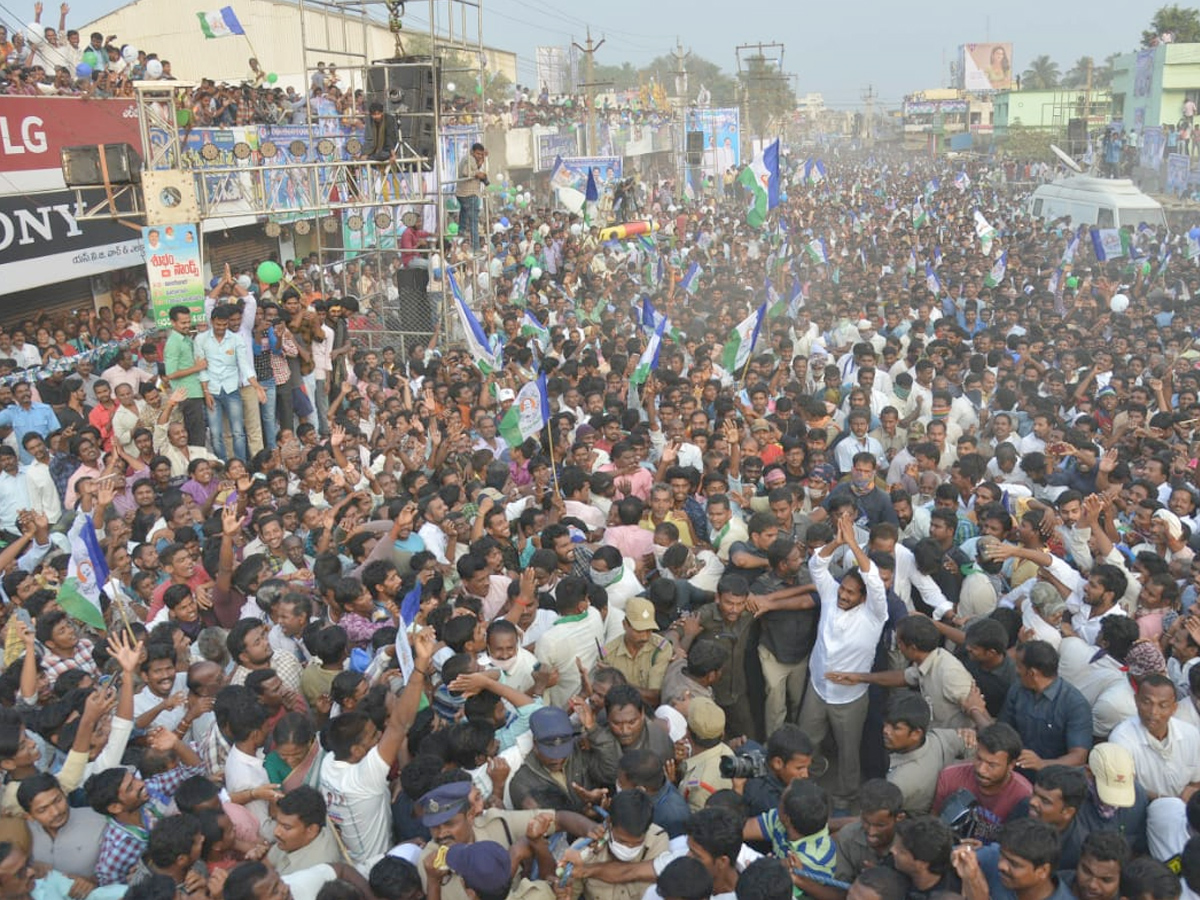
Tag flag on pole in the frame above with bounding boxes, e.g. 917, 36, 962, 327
57, 515, 108, 631
1189, 229, 1200, 260
583, 168, 599, 225
804, 157, 826, 185
1062, 232, 1080, 265
632, 317, 666, 386
680, 261, 702, 294
736, 139, 780, 227
766, 278, 785, 318
1090, 227, 1124, 261
520, 310, 550, 348
499, 374, 550, 447
449, 270, 497, 374
394, 581, 422, 684
804, 238, 828, 264
933, 245, 943, 268
786, 278, 805, 317
720, 303, 766, 372
953, 171, 971, 193
197, 6, 245, 38
984, 251, 1007, 288
974, 210, 996, 253
912, 197, 928, 228
924, 262, 941, 297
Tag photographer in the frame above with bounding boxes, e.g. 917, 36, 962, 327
455, 142, 487, 252
741, 724, 815, 818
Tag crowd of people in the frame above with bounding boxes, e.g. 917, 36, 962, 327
1, 104, 1200, 900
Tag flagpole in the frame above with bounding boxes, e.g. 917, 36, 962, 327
113, 595, 138, 646
544, 420, 561, 498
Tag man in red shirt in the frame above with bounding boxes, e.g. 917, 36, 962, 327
932, 722, 1032, 844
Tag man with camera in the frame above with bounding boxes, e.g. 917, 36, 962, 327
456, 141, 488, 253
740, 724, 816, 818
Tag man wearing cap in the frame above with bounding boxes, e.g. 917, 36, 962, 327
680, 697, 735, 812
425, 840, 554, 900
508, 706, 603, 814
1076, 743, 1149, 855
605, 597, 671, 707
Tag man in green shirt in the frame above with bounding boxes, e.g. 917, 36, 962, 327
162, 305, 207, 446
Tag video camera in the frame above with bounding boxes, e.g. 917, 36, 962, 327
719, 749, 768, 780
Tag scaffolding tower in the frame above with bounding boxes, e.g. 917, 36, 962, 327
135, 0, 489, 358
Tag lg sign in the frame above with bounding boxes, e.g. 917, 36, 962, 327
0, 115, 49, 156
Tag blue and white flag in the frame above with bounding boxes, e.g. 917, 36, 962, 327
953, 171, 971, 193
804, 157, 826, 185
804, 238, 828, 264
632, 317, 666, 386
1090, 227, 1124, 261
449, 269, 497, 374
680, 261, 702, 294
925, 262, 942, 296
984, 251, 1007, 288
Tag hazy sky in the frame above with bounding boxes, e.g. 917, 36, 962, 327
56, 0, 1155, 106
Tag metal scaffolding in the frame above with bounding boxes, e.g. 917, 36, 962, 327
130, 0, 490, 358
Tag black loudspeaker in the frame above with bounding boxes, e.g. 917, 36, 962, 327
1067, 117, 1087, 155
61, 143, 142, 186
389, 266, 433, 334
686, 130, 704, 166
366, 56, 440, 163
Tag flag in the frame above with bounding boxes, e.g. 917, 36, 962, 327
1157, 249, 1173, 279
924, 262, 941, 296
637, 234, 656, 255
583, 168, 599, 225
1062, 232, 1080, 265
786, 278, 805, 317
394, 581, 422, 683
974, 210, 995, 253
1090, 227, 1124, 261
804, 157, 826, 185
654, 254, 665, 288
632, 317, 666, 386
520, 310, 549, 347
449, 270, 497, 374
737, 139, 780, 227
907, 250, 917, 274
953, 171, 971, 193
912, 198, 927, 228
499, 373, 550, 446
804, 238, 827, 264
57, 515, 108, 631
933, 245, 943, 268
197, 6, 245, 38
984, 251, 1007, 288
680, 261, 701, 294
720, 303, 766, 372
766, 278, 785, 318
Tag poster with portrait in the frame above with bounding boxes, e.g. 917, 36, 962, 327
685, 108, 741, 177
1135, 49, 1155, 98
961, 43, 1014, 91
1168, 153, 1190, 196
143, 225, 204, 327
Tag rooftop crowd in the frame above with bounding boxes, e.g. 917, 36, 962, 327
0, 80, 1198, 900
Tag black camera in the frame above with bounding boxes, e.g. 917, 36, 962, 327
480, 175, 490, 187
719, 750, 768, 780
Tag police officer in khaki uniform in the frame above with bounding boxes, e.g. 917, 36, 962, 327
604, 597, 671, 707
680, 697, 734, 812
425, 839, 555, 900
416, 781, 595, 900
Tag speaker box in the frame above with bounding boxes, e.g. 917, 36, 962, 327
61, 143, 142, 187
390, 266, 433, 334
1067, 117, 1087, 155
366, 56, 441, 164
686, 130, 704, 166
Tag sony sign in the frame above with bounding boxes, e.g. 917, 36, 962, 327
0, 196, 84, 251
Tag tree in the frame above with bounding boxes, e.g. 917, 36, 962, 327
1022, 55, 1061, 90
1062, 56, 1096, 89
1142, 4, 1200, 47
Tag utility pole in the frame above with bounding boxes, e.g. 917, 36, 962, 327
572, 28, 607, 156
735, 41, 786, 156
861, 84, 876, 148
671, 37, 691, 198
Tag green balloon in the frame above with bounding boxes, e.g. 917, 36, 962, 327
524, 255, 536, 269
1066, 276, 1079, 289
82, 49, 98, 67
447, 222, 459, 235
176, 109, 191, 127
256, 260, 283, 284
475, 84, 483, 95
266, 72, 278, 84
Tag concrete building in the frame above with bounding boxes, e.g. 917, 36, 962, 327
82, 0, 517, 91
993, 88, 1111, 135
1110, 43, 1200, 131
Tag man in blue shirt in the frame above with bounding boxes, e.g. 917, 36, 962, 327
953, 817, 1074, 900
195, 304, 265, 463
997, 640, 1092, 773
0, 382, 61, 464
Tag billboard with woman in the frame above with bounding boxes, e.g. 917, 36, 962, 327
962, 43, 1013, 91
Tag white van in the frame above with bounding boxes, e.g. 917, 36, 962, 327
1028, 175, 1166, 229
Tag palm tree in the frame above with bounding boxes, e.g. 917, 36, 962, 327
1062, 56, 1096, 89
1022, 55, 1061, 90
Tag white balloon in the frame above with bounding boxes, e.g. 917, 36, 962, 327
569, 223, 582, 236
1110, 293, 1130, 314
25, 23, 41, 45
122, 45, 138, 63
530, 267, 543, 280
145, 59, 163, 79
538, 223, 550, 237
476, 272, 490, 290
